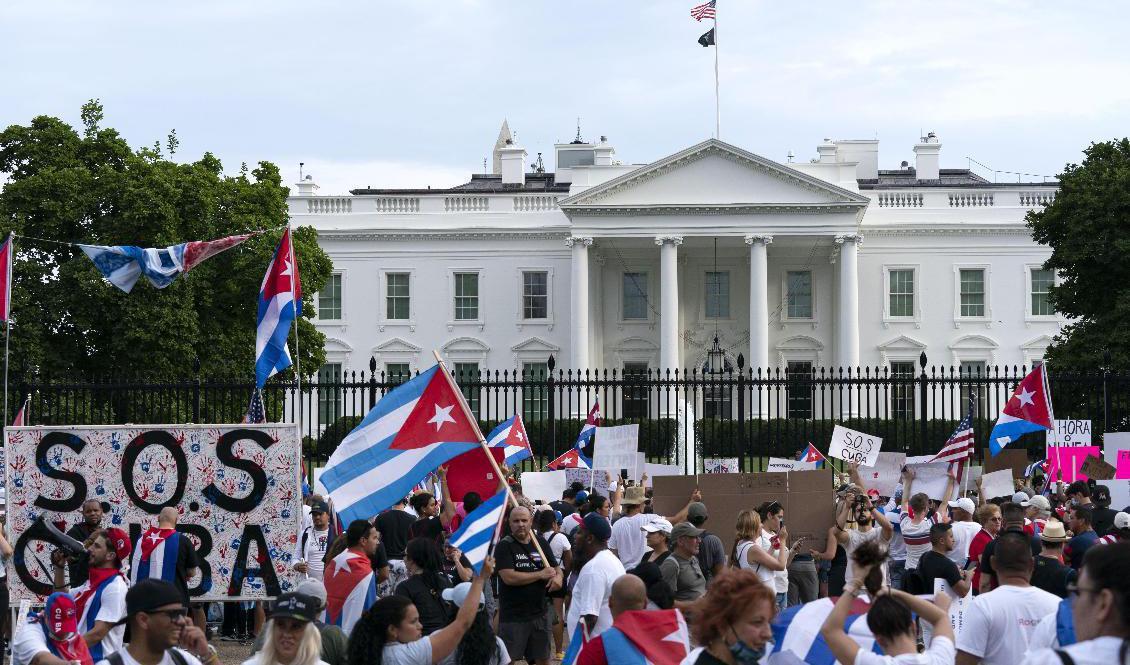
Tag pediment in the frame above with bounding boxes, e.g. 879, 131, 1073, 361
373, 337, 422, 354
613, 336, 660, 353
949, 334, 998, 350
511, 336, 561, 353
1020, 335, 1055, 350
776, 335, 824, 351
442, 336, 491, 354
877, 335, 927, 351
323, 336, 354, 353
559, 139, 869, 212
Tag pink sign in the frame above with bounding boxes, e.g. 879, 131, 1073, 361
1046, 445, 1102, 482
1117, 449, 1130, 480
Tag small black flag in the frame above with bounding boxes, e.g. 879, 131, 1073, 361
698, 27, 715, 47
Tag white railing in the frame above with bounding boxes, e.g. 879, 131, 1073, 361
307, 197, 352, 214
374, 197, 420, 213
444, 196, 489, 212
1019, 191, 1056, 207
948, 193, 994, 207
513, 195, 559, 211
876, 192, 923, 208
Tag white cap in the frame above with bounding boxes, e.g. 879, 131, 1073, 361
642, 518, 673, 534
947, 497, 976, 514
441, 582, 483, 608
1023, 495, 1052, 511
1012, 491, 1030, 504
1115, 512, 1130, 531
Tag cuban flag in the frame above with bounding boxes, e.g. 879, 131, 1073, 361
255, 228, 302, 388
600, 610, 691, 665
128, 528, 180, 585
798, 443, 827, 469
487, 415, 532, 466
0, 232, 12, 322
770, 596, 883, 664
548, 400, 600, 470
80, 233, 252, 293
447, 488, 507, 574
324, 547, 378, 635
988, 364, 1053, 456
319, 363, 481, 526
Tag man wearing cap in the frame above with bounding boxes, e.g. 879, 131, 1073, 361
105, 579, 215, 665
51, 528, 132, 661
1031, 520, 1076, 598
566, 513, 626, 640
946, 497, 983, 568
1090, 484, 1118, 537
1021, 494, 1052, 535
608, 485, 698, 570
1097, 512, 1130, 544
687, 502, 726, 583
494, 505, 560, 665
12, 592, 93, 665
660, 523, 707, 607
638, 518, 673, 567
293, 500, 332, 582
250, 579, 347, 665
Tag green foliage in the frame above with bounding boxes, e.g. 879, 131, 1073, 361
0, 101, 333, 405
1029, 138, 1130, 370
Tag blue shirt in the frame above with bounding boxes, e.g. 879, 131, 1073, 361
1066, 530, 1098, 570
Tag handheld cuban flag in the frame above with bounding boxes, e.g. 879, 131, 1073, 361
319, 364, 481, 526
561, 621, 589, 665
771, 596, 883, 664
548, 400, 600, 470
0, 232, 12, 322
798, 443, 827, 469
599, 610, 691, 665
324, 546, 378, 635
128, 527, 180, 586
487, 414, 532, 466
80, 233, 252, 294
988, 364, 1053, 456
447, 488, 507, 574
255, 228, 302, 388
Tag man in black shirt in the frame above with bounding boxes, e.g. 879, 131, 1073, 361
1030, 520, 1075, 598
916, 523, 969, 597
1091, 485, 1118, 537
550, 484, 584, 518
978, 501, 1040, 593
375, 496, 415, 592
495, 506, 560, 665
65, 499, 104, 586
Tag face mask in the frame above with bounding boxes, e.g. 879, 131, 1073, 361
729, 627, 766, 665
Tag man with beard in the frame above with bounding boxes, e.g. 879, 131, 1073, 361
833, 486, 893, 587
52, 528, 132, 661
566, 513, 626, 639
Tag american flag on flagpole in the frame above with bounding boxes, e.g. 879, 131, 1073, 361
931, 395, 975, 488
690, 0, 716, 21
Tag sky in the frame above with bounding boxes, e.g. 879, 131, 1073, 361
2, 1, 1128, 195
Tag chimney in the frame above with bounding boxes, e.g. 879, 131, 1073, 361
294, 174, 319, 196
833, 139, 879, 180
816, 139, 837, 164
593, 135, 615, 166
499, 138, 527, 186
913, 132, 941, 181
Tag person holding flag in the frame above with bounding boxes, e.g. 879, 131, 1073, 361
323, 519, 381, 636
128, 508, 199, 606
547, 401, 600, 470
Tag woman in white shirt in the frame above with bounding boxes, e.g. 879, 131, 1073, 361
731, 510, 788, 592
242, 591, 328, 665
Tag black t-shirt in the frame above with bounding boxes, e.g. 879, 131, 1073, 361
493, 534, 558, 622
916, 550, 962, 593
550, 500, 576, 518
1093, 507, 1118, 537
375, 509, 415, 559
442, 553, 473, 584
1031, 555, 1077, 598
373, 542, 389, 570
979, 528, 1041, 589
395, 575, 453, 635
65, 523, 100, 587
828, 545, 847, 597
408, 516, 444, 544
692, 649, 730, 665
174, 535, 200, 602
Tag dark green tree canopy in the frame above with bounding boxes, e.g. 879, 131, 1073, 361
1029, 138, 1130, 370
0, 100, 333, 382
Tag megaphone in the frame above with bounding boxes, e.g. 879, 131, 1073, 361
29, 515, 88, 562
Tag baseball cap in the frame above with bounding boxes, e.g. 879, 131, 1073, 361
642, 518, 673, 534
309, 499, 330, 514
272, 592, 322, 623
123, 579, 185, 620
442, 582, 483, 608
575, 490, 590, 504
687, 502, 709, 521
582, 512, 612, 541
1115, 512, 1130, 531
102, 527, 132, 565
44, 593, 79, 638
1023, 495, 1052, 511
1012, 491, 1030, 504
670, 522, 706, 540
295, 579, 328, 609
947, 498, 976, 514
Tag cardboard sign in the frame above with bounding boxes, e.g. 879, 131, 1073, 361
1080, 454, 1116, 481
862, 452, 906, 497
1046, 419, 1092, 447
828, 425, 882, 467
1046, 445, 1103, 483
907, 461, 953, 501
519, 471, 567, 502
1104, 433, 1130, 512
983, 448, 1029, 479
931, 579, 968, 646
594, 425, 640, 478
4, 424, 302, 602
704, 457, 739, 474
980, 469, 1016, 501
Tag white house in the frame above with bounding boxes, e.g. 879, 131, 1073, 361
291, 125, 1062, 410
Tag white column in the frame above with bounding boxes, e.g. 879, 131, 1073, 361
835, 233, 861, 369
744, 234, 773, 372
656, 236, 683, 372
567, 236, 593, 371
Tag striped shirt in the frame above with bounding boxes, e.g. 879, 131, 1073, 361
900, 513, 937, 570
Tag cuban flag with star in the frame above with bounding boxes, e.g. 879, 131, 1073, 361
989, 364, 1053, 456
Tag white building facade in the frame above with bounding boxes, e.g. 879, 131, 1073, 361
291, 129, 1062, 398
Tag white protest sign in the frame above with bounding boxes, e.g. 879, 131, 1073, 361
928, 579, 968, 646
594, 425, 640, 479
519, 470, 567, 502
862, 452, 906, 497
766, 457, 800, 473
1046, 420, 1092, 447
635, 452, 647, 481
980, 469, 1016, 501
564, 467, 611, 497
643, 463, 682, 487
4, 424, 302, 602
1104, 432, 1130, 511
907, 460, 954, 501
829, 425, 883, 467
704, 457, 739, 474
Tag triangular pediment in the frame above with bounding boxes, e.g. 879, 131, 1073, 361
949, 334, 998, 350
510, 336, 561, 353
442, 336, 491, 353
559, 139, 869, 211
1020, 335, 1055, 350
877, 335, 927, 351
373, 337, 422, 354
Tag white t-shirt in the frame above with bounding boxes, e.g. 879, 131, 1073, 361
956, 584, 1061, 665
1022, 637, 1126, 665
1027, 610, 1061, 652
899, 514, 936, 570
542, 530, 571, 570
756, 529, 789, 593
12, 618, 50, 665
382, 639, 431, 665
566, 549, 626, 639
293, 526, 331, 580
608, 512, 659, 569
947, 520, 982, 567
854, 635, 955, 665
844, 528, 889, 587
95, 647, 204, 665
72, 574, 128, 658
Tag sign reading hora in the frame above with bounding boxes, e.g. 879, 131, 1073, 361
4, 424, 302, 603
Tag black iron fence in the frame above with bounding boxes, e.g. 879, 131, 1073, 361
7, 353, 1130, 476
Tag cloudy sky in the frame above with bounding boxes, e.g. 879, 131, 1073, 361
3, 1, 1127, 194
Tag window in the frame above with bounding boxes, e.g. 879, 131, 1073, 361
454, 273, 479, 321
386, 273, 410, 320
319, 273, 342, 320
959, 361, 989, 418
522, 271, 548, 320
386, 363, 411, 386
959, 269, 986, 317
522, 362, 549, 422
1031, 268, 1054, 316
622, 272, 649, 320
317, 363, 342, 426
786, 361, 814, 419
702, 357, 734, 419
557, 149, 595, 168
890, 361, 915, 420
786, 271, 813, 319
623, 362, 650, 419
889, 269, 914, 318
454, 362, 480, 414
705, 271, 730, 319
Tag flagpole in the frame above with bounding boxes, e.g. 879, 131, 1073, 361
3, 233, 13, 432
432, 350, 551, 565
713, 8, 720, 139
287, 224, 304, 450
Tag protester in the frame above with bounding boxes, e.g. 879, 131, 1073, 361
639, 519, 673, 566
1021, 541, 1130, 665
109, 579, 216, 665
375, 497, 416, 593
1022, 495, 1052, 535
242, 592, 326, 665
756, 501, 793, 609
1065, 505, 1099, 570
534, 508, 572, 659
550, 483, 585, 518
395, 538, 453, 637
884, 485, 909, 591
833, 486, 893, 588
494, 506, 559, 665
661, 522, 707, 607
733, 510, 787, 593
407, 468, 456, 543
977, 502, 1034, 594
1030, 520, 1076, 598
250, 579, 348, 665
574, 575, 649, 665
128, 507, 200, 607
566, 513, 626, 639
627, 561, 674, 610
607, 485, 696, 569
293, 500, 332, 582
441, 582, 508, 665
683, 568, 776, 665
1097, 512, 1130, 544
0, 512, 12, 658
324, 520, 381, 635
66, 499, 105, 587
1065, 481, 1094, 510
12, 593, 94, 665
560, 491, 590, 536
687, 502, 726, 583
900, 468, 949, 578
51, 528, 131, 661
969, 504, 1001, 595
914, 523, 969, 597
946, 497, 982, 567
346, 556, 494, 665
956, 532, 1060, 665
441, 538, 472, 585
1090, 485, 1118, 537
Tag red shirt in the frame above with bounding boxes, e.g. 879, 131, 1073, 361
969, 528, 994, 593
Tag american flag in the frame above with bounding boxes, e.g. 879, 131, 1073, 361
690, 0, 716, 21
242, 388, 266, 424
931, 398, 975, 465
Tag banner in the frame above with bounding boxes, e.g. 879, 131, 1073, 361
1104, 433, 1130, 511
519, 471, 567, 502
980, 469, 1015, 501
1046, 419, 1092, 447
594, 425, 640, 478
862, 452, 906, 498
1046, 445, 1102, 483
4, 424, 302, 602
829, 425, 882, 467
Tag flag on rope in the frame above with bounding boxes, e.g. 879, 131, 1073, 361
0, 232, 13, 322
446, 488, 506, 574
487, 414, 532, 466
318, 364, 480, 526
255, 228, 302, 388
79, 233, 252, 293
690, 0, 716, 21
698, 28, 716, 47
547, 400, 599, 470
798, 443, 827, 469
242, 388, 266, 424
988, 364, 1053, 456
770, 596, 884, 664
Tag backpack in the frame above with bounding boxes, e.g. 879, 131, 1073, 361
107, 648, 190, 665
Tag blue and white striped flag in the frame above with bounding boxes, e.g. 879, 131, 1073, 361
770, 596, 883, 664
447, 488, 507, 574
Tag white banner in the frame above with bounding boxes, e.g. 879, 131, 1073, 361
862, 452, 906, 497
907, 460, 954, 501
564, 468, 612, 497
828, 425, 883, 467
980, 469, 1016, 501
594, 425, 640, 478
4, 424, 302, 603
519, 471, 567, 502
642, 463, 682, 487
766, 457, 800, 473
1104, 433, 1130, 511
1046, 419, 1092, 447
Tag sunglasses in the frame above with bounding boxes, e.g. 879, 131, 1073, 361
147, 608, 189, 621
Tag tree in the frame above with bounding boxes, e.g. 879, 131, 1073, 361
1028, 138, 1130, 371
0, 100, 333, 394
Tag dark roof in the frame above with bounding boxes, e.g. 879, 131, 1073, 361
350, 172, 569, 196
858, 168, 1057, 189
